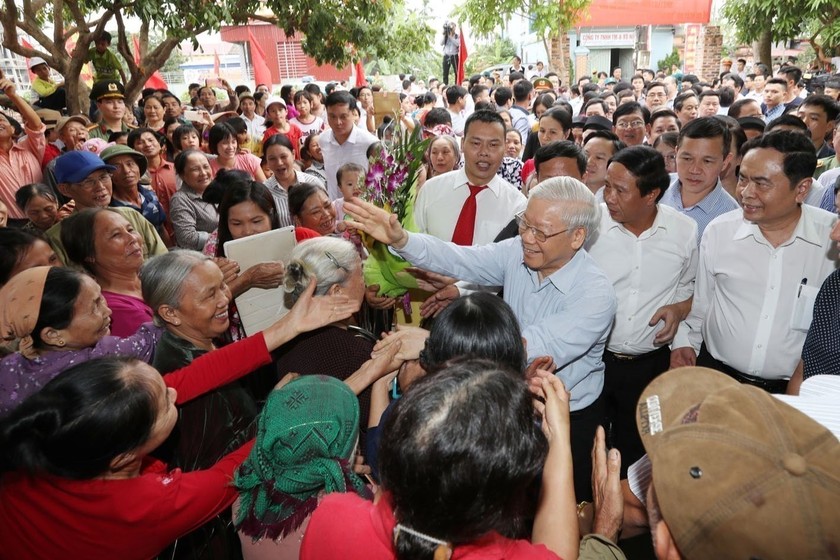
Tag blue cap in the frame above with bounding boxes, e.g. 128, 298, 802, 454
54, 150, 116, 184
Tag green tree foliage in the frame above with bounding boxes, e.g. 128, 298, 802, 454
656, 47, 681, 72
0, 0, 420, 112
455, 0, 591, 84
722, 0, 840, 64
361, 10, 437, 82
465, 37, 517, 75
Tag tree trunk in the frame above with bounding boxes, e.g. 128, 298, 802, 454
756, 23, 772, 66
549, 32, 569, 86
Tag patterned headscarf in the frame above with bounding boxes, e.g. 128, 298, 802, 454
0, 266, 50, 359
234, 375, 369, 540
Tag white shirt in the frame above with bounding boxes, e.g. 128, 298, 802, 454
447, 109, 465, 137
587, 204, 698, 355
674, 206, 839, 379
819, 167, 840, 190
241, 113, 266, 142
320, 125, 378, 200
414, 168, 526, 244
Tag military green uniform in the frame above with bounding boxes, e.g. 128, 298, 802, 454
814, 155, 837, 180
87, 121, 135, 141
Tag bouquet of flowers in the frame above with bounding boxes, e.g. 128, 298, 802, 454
359, 123, 431, 298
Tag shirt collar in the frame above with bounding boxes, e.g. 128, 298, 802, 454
605, 206, 666, 238
732, 207, 823, 247
669, 177, 728, 214
524, 247, 587, 294
454, 168, 502, 195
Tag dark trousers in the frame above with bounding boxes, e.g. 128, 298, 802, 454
697, 343, 788, 393
570, 394, 605, 502
34, 88, 66, 112
602, 346, 671, 476
442, 54, 458, 85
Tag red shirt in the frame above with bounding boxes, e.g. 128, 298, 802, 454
0, 334, 271, 560
300, 493, 562, 560
263, 123, 303, 159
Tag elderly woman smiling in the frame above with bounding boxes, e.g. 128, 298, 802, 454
61, 208, 152, 337
170, 149, 218, 250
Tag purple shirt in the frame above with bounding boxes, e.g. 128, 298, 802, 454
0, 323, 163, 418
103, 291, 154, 338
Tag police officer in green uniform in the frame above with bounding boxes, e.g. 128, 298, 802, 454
87, 80, 135, 141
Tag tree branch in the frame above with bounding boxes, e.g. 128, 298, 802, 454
52, 0, 64, 48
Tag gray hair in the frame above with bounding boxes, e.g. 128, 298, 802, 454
283, 237, 359, 307
528, 177, 601, 241
139, 250, 211, 326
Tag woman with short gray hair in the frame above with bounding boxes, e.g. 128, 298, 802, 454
283, 236, 360, 307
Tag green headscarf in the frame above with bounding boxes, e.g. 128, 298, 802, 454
233, 375, 369, 540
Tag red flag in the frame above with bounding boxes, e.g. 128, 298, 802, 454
355, 60, 366, 87
132, 36, 167, 89
21, 38, 34, 74
247, 29, 272, 87
456, 27, 468, 85
214, 51, 221, 77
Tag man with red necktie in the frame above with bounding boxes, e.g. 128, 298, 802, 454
413, 111, 526, 310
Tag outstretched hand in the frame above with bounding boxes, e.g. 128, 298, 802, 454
287, 276, 361, 335
343, 198, 408, 248
530, 371, 571, 446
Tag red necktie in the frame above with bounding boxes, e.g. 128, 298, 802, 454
451, 183, 488, 246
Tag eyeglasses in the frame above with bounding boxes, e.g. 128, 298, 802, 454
74, 172, 112, 190
325, 251, 349, 272
515, 212, 569, 242
615, 120, 646, 130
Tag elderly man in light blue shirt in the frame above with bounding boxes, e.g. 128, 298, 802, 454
345, 177, 616, 502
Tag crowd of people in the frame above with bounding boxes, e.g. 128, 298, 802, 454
0, 43, 839, 560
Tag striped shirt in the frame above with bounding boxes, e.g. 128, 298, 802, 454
264, 171, 325, 227
659, 177, 739, 246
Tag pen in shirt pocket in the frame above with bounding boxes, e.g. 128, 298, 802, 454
798, 278, 808, 297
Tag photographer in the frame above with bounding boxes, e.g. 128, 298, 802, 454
442, 21, 459, 86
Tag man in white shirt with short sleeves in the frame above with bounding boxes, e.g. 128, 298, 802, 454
671, 131, 839, 393
320, 91, 378, 200
586, 145, 697, 470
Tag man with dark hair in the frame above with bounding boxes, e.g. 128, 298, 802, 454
586, 144, 697, 469
797, 94, 838, 159
649, 109, 680, 146
444, 85, 468, 136
423, 107, 452, 129
721, 73, 745, 98
493, 86, 513, 111
776, 65, 804, 111
762, 77, 789, 122
673, 92, 699, 125
644, 82, 668, 112
612, 102, 650, 147
672, 131, 838, 391
533, 140, 587, 183
660, 117, 738, 243
583, 131, 625, 197
697, 90, 721, 117
510, 79, 534, 143
320, 91, 378, 200
728, 97, 762, 119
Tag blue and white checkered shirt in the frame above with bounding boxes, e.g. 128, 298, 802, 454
659, 177, 740, 246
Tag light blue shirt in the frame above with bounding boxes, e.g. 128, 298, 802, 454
659, 177, 739, 246
397, 233, 616, 411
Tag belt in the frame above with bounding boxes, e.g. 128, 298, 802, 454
605, 346, 669, 361
721, 368, 789, 394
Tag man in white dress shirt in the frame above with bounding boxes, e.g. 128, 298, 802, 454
671, 131, 839, 393
414, 110, 526, 313
586, 145, 698, 469
320, 91, 378, 200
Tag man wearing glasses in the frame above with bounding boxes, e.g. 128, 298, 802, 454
659, 117, 739, 244
46, 150, 167, 265
343, 177, 616, 503
611, 101, 650, 147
